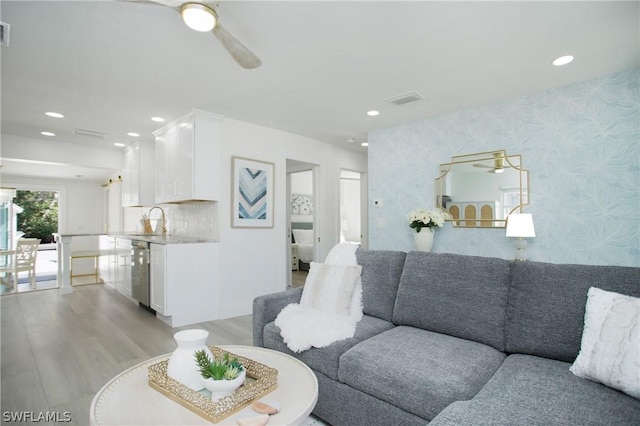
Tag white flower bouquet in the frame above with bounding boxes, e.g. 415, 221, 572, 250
408, 208, 448, 233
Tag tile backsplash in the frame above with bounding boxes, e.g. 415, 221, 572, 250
124, 201, 219, 240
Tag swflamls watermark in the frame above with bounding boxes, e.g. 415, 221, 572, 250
2, 411, 72, 422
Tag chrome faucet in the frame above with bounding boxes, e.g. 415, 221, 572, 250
149, 206, 167, 236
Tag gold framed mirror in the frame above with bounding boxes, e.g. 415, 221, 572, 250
435, 150, 529, 228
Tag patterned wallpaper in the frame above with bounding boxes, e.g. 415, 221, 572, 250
368, 68, 639, 267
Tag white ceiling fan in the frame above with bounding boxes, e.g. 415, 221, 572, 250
123, 0, 262, 69
472, 152, 512, 174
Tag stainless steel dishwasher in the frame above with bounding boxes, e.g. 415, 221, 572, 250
131, 240, 154, 313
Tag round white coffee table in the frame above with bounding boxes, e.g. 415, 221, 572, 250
90, 345, 318, 425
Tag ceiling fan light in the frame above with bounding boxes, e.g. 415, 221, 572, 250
181, 3, 217, 32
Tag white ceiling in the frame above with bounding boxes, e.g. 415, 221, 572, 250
1, 1, 638, 180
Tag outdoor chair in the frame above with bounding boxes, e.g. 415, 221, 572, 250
0, 238, 41, 289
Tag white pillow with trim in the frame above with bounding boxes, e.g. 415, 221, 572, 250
300, 262, 362, 317
570, 287, 640, 399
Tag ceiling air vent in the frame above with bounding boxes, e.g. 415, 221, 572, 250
386, 91, 423, 106
1, 22, 10, 47
73, 128, 107, 138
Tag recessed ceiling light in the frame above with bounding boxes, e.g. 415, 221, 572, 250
151, 116, 165, 123
114, 142, 126, 147
127, 132, 140, 137
366, 110, 380, 117
361, 142, 369, 147
45, 111, 64, 118
552, 55, 574, 66
41, 131, 55, 137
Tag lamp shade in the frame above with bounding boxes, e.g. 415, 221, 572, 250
181, 3, 217, 32
506, 213, 536, 238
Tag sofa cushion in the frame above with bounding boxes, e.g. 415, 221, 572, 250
506, 261, 640, 362
393, 252, 510, 351
262, 314, 394, 380
430, 354, 640, 426
338, 326, 506, 421
356, 249, 406, 322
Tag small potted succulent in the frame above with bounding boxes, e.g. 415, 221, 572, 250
194, 350, 246, 401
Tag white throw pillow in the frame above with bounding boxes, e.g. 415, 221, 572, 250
300, 262, 362, 316
324, 242, 359, 265
570, 287, 640, 399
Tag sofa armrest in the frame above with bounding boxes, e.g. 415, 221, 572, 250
252, 287, 303, 347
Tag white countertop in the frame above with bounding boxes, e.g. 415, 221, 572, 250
53, 233, 218, 245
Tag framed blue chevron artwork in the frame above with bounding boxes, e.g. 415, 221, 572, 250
231, 156, 274, 228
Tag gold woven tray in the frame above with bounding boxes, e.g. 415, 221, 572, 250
148, 346, 278, 423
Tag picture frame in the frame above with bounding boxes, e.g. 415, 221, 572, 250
231, 156, 274, 228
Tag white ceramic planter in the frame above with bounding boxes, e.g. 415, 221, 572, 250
202, 369, 246, 401
167, 329, 214, 391
413, 228, 435, 252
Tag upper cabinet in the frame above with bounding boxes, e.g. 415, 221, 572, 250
122, 142, 155, 207
153, 110, 223, 203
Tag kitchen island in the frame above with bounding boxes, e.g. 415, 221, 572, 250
53, 233, 220, 327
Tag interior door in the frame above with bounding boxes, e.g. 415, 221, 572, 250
286, 159, 317, 289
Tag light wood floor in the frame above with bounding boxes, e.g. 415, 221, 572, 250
1, 284, 253, 425
291, 270, 309, 288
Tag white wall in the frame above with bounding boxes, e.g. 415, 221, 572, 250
217, 118, 367, 318
290, 170, 313, 195
290, 170, 314, 223
1, 134, 121, 170
340, 177, 361, 242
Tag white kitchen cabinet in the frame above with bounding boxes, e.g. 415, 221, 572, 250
154, 125, 174, 203
153, 110, 222, 203
98, 236, 117, 289
122, 142, 155, 207
150, 243, 167, 315
149, 242, 220, 327
115, 238, 133, 300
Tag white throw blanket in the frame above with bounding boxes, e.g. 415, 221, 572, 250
275, 243, 362, 353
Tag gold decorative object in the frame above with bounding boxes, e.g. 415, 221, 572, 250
435, 149, 530, 228
142, 219, 153, 235
148, 346, 278, 423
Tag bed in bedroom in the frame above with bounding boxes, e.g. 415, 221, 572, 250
291, 222, 313, 271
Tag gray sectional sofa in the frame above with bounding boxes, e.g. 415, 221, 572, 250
253, 251, 640, 425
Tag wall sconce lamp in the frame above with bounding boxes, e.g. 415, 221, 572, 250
506, 213, 536, 261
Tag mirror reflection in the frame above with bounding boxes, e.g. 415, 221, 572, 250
435, 150, 529, 228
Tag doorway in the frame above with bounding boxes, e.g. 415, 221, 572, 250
286, 160, 318, 288
340, 170, 367, 248
1, 188, 59, 294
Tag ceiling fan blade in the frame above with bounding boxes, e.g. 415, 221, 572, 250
212, 24, 262, 69
473, 163, 512, 169
119, 0, 181, 8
